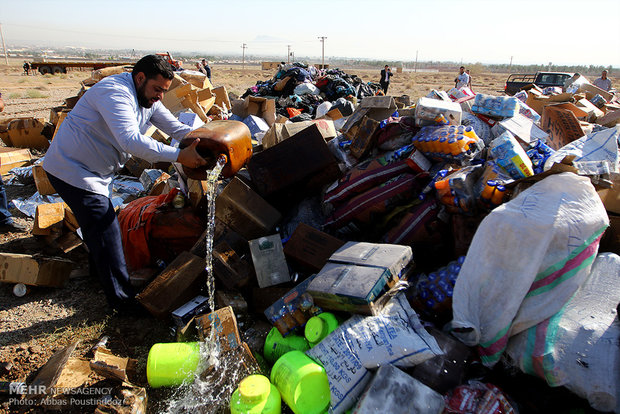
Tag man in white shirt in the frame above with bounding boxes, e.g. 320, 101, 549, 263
44, 55, 207, 312
455, 66, 470, 89
593, 70, 612, 92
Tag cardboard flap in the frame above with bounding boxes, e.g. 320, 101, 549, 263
361, 96, 396, 109
541, 106, 585, 150
90, 347, 137, 382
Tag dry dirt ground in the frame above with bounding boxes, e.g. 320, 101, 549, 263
0, 59, 540, 413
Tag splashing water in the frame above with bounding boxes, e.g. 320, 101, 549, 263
163, 155, 248, 413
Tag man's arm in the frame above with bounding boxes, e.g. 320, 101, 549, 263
0, 94, 4, 112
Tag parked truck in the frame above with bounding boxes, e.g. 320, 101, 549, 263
504, 72, 574, 95
29, 52, 183, 75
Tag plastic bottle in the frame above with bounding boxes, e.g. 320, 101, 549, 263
146, 342, 201, 388
230, 374, 281, 414
480, 180, 497, 204
491, 184, 506, 206
263, 327, 309, 363
304, 312, 339, 348
12, 283, 29, 297
270, 350, 330, 414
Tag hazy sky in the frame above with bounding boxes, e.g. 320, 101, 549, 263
2, 0, 619, 67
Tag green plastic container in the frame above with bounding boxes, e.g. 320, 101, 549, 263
146, 342, 201, 388
263, 327, 309, 363
304, 312, 339, 348
270, 350, 330, 414
230, 374, 281, 414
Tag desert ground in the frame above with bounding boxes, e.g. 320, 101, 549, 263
0, 59, 603, 413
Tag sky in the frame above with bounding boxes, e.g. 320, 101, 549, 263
1, 0, 619, 67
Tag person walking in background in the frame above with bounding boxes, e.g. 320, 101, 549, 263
380, 65, 393, 95
23, 62, 30, 76
43, 55, 207, 312
0, 93, 28, 233
466, 69, 473, 90
201, 59, 212, 82
593, 70, 612, 92
455, 66, 470, 89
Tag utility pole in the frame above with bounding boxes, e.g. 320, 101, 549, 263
241, 43, 247, 70
414, 50, 418, 73
318, 36, 327, 69
0, 23, 8, 65
509, 56, 513, 72
287, 45, 291, 64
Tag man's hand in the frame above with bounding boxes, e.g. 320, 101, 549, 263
177, 138, 208, 169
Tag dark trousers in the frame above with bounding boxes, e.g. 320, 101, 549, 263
46, 172, 135, 309
0, 176, 12, 224
380, 81, 389, 94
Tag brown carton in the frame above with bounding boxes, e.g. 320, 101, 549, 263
0, 253, 73, 287
283, 223, 345, 272
0, 147, 31, 174
541, 106, 585, 150
33, 202, 65, 236
7, 118, 49, 149
136, 251, 206, 318
32, 165, 56, 195
215, 176, 281, 240
195, 306, 242, 353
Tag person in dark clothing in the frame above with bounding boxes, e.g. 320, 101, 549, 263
201, 59, 212, 81
379, 65, 393, 94
0, 93, 28, 233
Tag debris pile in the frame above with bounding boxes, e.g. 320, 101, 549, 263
1, 64, 619, 414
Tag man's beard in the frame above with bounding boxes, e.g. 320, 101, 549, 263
136, 82, 153, 108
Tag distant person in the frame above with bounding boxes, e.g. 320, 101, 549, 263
23, 62, 30, 76
593, 70, 612, 92
0, 93, 27, 233
201, 59, 211, 81
380, 65, 393, 94
43, 55, 207, 312
466, 69, 473, 90
455, 66, 470, 89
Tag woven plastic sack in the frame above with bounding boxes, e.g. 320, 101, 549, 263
450, 173, 608, 366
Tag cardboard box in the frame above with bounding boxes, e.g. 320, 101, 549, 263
347, 115, 381, 159
263, 274, 317, 335
243, 115, 269, 138
136, 251, 206, 318
342, 96, 397, 136
179, 70, 213, 90
595, 109, 620, 127
541, 106, 585, 150
0, 253, 73, 287
261, 123, 286, 149
213, 241, 254, 289
215, 176, 281, 240
282, 119, 337, 141
90, 347, 137, 382
283, 223, 345, 272
244, 96, 276, 127
195, 306, 242, 353
247, 124, 341, 203
248, 234, 290, 288
308, 263, 393, 309
598, 182, 620, 215
212, 86, 231, 111
575, 98, 604, 122
51, 111, 68, 141
0, 147, 32, 174
577, 83, 614, 102
329, 241, 413, 281
494, 114, 548, 145
32, 165, 56, 195
33, 202, 65, 236
7, 118, 49, 149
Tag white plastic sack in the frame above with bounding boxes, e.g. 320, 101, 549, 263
293, 82, 320, 96
506, 253, 620, 413
307, 293, 442, 414
451, 173, 609, 367
316, 101, 333, 119
544, 126, 619, 173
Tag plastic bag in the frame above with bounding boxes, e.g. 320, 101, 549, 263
506, 253, 620, 413
450, 173, 609, 367
306, 293, 442, 414
544, 126, 619, 173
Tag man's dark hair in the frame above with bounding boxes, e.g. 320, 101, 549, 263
460, 66, 465, 69
132, 55, 174, 81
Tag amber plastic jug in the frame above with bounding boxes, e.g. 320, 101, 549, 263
180, 120, 252, 179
